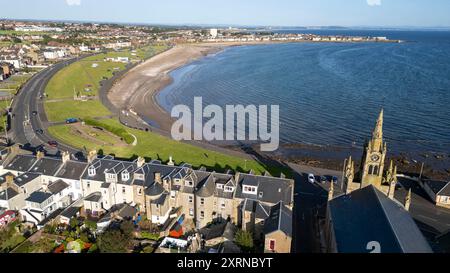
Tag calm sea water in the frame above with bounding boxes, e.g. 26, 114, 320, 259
157, 30, 450, 156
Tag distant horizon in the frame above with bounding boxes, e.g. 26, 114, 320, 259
2, 17, 450, 31
2, 0, 450, 29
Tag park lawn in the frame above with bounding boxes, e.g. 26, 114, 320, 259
45, 60, 126, 99
49, 118, 270, 175
44, 100, 111, 122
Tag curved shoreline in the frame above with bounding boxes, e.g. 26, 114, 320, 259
108, 43, 229, 132
105, 43, 450, 179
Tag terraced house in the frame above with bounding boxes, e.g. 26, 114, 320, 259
0, 148, 294, 251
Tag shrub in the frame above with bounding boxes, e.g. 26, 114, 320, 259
83, 118, 134, 144
140, 231, 160, 241
234, 230, 254, 253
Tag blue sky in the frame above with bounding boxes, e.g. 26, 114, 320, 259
1, 0, 450, 27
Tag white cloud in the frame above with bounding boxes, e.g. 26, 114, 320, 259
367, 0, 381, 6
66, 0, 81, 6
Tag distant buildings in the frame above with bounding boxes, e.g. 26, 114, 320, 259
210, 28, 218, 39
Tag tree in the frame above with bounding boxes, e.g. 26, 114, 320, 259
120, 221, 135, 239
69, 218, 79, 229
97, 230, 129, 253
234, 230, 254, 253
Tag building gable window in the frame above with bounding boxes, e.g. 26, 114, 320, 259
200, 211, 205, 219
185, 180, 193, 187
259, 192, 264, 198
217, 184, 224, 190
188, 195, 193, 203
200, 198, 205, 206
224, 186, 234, 193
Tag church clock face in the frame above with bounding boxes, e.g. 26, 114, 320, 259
371, 154, 380, 162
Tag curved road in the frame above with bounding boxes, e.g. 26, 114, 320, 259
9, 57, 85, 156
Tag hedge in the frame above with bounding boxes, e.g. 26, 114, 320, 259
83, 118, 134, 144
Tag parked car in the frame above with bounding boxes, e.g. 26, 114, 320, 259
35, 129, 44, 134
66, 118, 78, 124
308, 174, 316, 184
320, 176, 328, 184
32, 111, 38, 116
332, 176, 339, 184
48, 141, 58, 147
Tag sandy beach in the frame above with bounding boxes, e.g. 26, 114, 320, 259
108, 43, 228, 132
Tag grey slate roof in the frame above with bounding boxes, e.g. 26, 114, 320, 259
264, 201, 292, 237
5, 154, 37, 172
242, 199, 271, 220
14, 173, 40, 187
84, 192, 102, 203
235, 174, 293, 206
328, 185, 432, 253
0, 172, 15, 186
0, 188, 19, 200
60, 205, 81, 219
56, 160, 88, 180
29, 157, 63, 176
47, 180, 69, 195
145, 181, 164, 197
26, 191, 52, 204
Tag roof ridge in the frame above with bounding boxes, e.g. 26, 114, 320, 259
372, 185, 405, 252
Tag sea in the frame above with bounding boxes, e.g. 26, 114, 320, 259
157, 30, 450, 158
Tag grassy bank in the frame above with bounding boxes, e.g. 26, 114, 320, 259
49, 118, 268, 174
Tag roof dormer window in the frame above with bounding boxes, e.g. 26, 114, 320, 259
88, 166, 96, 176
121, 171, 130, 181
217, 184, 224, 190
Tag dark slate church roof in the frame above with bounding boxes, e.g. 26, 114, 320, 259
264, 201, 292, 237
329, 185, 432, 253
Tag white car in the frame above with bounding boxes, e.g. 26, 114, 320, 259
308, 174, 316, 184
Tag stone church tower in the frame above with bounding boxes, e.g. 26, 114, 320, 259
342, 110, 398, 197
360, 110, 387, 189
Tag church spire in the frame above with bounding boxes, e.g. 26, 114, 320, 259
373, 109, 384, 141
328, 180, 334, 202
405, 188, 412, 211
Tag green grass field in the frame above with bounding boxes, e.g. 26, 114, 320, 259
49, 119, 268, 174
45, 100, 111, 122
45, 61, 127, 99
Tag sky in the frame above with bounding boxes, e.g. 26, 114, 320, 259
1, 0, 450, 28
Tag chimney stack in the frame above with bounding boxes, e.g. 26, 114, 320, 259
137, 156, 145, 168
154, 172, 162, 184
88, 150, 98, 163
36, 151, 45, 160
5, 175, 14, 188
168, 156, 174, 166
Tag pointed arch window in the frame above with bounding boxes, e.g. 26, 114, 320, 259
368, 165, 374, 175
374, 166, 379, 175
